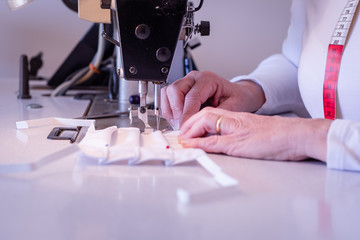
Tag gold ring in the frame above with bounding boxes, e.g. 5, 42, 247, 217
216, 116, 223, 135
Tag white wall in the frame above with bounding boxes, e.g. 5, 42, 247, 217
192, 0, 292, 79
0, 0, 291, 80
0, 0, 91, 79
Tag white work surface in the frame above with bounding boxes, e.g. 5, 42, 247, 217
0, 78, 359, 240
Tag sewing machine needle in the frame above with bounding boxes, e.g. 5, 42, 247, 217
154, 82, 161, 131
156, 115, 160, 130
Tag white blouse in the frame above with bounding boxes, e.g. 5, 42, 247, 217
232, 0, 360, 171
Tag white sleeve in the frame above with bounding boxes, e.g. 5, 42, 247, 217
231, 0, 309, 117
327, 120, 360, 172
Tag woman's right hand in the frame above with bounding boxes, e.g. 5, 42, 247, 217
161, 71, 266, 128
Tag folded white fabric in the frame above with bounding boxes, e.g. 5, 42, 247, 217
4, 118, 238, 203
79, 126, 206, 166
77, 126, 238, 188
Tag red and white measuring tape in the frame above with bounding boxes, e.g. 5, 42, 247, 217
323, 0, 359, 120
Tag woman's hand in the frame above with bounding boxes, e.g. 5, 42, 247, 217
161, 71, 265, 128
178, 107, 332, 161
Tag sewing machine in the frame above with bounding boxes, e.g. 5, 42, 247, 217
103, 0, 209, 132
8, 0, 209, 132
97, 0, 209, 132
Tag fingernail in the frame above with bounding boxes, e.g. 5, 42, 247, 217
169, 119, 180, 131
180, 139, 191, 148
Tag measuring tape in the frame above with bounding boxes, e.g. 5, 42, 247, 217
323, 0, 359, 120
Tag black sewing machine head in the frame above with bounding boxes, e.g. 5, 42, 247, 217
115, 0, 188, 83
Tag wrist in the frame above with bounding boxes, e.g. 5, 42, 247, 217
234, 80, 266, 112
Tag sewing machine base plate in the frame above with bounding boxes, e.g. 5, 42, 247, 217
86, 94, 173, 132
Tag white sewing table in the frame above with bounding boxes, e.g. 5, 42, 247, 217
0, 78, 359, 240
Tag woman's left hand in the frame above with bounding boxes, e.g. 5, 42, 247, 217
178, 107, 332, 161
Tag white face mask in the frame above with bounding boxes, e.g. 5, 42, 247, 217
5, 0, 34, 11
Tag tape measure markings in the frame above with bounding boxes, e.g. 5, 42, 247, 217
323, 0, 359, 119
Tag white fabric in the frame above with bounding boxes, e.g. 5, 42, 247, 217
327, 120, 360, 171
0, 118, 95, 173
231, 0, 360, 171
78, 126, 239, 188
3, 118, 238, 203
16, 117, 95, 129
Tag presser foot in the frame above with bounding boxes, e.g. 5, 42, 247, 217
129, 106, 155, 134
128, 106, 172, 133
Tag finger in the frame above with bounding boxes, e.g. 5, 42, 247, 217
166, 75, 197, 124
180, 109, 220, 139
181, 72, 219, 125
179, 107, 213, 136
180, 107, 242, 139
160, 86, 173, 121
180, 107, 230, 138
180, 135, 235, 155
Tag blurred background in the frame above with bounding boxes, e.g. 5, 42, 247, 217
0, 0, 291, 80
